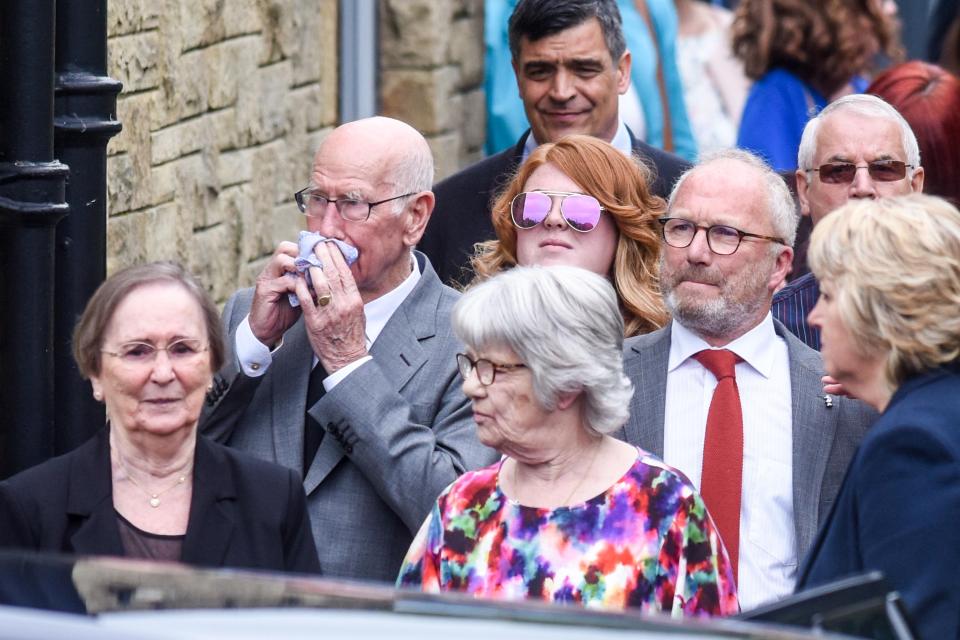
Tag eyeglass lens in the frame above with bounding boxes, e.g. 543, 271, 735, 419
113, 339, 205, 364
817, 160, 907, 184
662, 219, 742, 255
511, 192, 602, 232
456, 353, 493, 384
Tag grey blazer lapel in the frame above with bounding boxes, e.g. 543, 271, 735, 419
622, 326, 672, 457
779, 320, 836, 558
302, 253, 439, 493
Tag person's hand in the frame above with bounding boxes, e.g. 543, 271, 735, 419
822, 375, 856, 399
294, 240, 368, 373
248, 241, 301, 348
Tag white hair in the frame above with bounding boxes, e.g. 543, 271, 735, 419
385, 142, 434, 214
668, 148, 799, 248
797, 94, 921, 174
452, 265, 634, 436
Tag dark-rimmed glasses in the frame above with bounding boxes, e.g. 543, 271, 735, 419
456, 353, 526, 386
510, 191, 605, 233
101, 339, 208, 366
659, 217, 784, 256
294, 187, 416, 222
810, 160, 912, 185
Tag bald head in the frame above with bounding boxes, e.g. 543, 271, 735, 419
318, 117, 434, 195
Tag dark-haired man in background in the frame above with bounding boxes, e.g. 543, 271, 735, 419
419, 0, 689, 287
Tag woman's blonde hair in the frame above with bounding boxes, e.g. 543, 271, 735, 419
808, 194, 960, 390
470, 135, 668, 337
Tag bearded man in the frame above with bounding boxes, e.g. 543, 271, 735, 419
618, 149, 876, 611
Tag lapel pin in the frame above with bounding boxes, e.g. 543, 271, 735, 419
823, 394, 833, 408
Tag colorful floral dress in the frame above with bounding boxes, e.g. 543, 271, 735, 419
397, 450, 739, 616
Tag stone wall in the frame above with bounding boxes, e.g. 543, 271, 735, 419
106, 0, 339, 301
105, 0, 485, 300
380, 0, 486, 182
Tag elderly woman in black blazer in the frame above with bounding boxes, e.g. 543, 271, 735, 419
0, 262, 319, 573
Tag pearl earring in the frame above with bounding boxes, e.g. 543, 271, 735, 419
93, 390, 103, 402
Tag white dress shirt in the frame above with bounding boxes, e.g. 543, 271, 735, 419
522, 119, 633, 162
663, 314, 796, 610
235, 253, 422, 391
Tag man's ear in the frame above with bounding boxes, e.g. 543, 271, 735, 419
403, 191, 436, 248
769, 245, 795, 293
910, 165, 925, 193
796, 169, 812, 218
615, 50, 631, 95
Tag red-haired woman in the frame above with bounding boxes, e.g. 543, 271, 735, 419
868, 61, 960, 206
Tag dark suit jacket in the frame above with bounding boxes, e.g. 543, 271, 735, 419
0, 429, 320, 574
619, 320, 876, 564
419, 129, 691, 287
797, 363, 960, 640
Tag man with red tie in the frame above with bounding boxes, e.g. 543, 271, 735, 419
620, 149, 876, 611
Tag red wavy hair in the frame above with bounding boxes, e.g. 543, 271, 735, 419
868, 61, 960, 206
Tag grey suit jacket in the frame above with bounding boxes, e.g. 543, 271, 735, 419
619, 320, 875, 563
200, 252, 498, 582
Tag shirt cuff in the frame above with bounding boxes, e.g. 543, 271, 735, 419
235, 316, 279, 377
323, 355, 372, 391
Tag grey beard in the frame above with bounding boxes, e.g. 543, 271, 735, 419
664, 288, 767, 341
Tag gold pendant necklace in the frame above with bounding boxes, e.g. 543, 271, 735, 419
114, 450, 191, 508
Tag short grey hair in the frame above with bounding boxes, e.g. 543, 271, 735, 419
384, 141, 434, 214
668, 148, 799, 247
452, 265, 634, 436
797, 94, 921, 174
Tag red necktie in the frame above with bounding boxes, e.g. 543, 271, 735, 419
693, 349, 743, 583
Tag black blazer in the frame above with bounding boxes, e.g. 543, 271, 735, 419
0, 429, 320, 574
419, 129, 690, 287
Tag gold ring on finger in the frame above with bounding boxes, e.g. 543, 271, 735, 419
316, 293, 333, 307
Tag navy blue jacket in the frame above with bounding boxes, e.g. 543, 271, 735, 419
797, 363, 960, 639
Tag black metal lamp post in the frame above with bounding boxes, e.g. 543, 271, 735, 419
0, 0, 71, 478
53, 0, 122, 454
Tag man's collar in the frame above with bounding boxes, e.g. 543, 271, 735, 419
363, 253, 421, 345
668, 313, 780, 378
521, 120, 632, 163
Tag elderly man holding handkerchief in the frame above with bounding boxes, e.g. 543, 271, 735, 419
201, 117, 497, 582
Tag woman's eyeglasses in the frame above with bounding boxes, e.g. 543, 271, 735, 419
101, 339, 208, 366
811, 160, 912, 185
456, 353, 526, 386
510, 191, 604, 233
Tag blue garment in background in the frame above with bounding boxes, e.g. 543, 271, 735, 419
484, 0, 696, 161
737, 68, 868, 171
771, 272, 821, 351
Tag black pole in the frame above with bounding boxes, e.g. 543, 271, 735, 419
52, 0, 122, 454
0, 0, 70, 478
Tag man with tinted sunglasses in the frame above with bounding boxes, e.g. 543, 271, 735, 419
772, 94, 924, 351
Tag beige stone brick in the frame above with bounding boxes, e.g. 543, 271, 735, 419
179, 0, 227, 52
448, 16, 484, 88
271, 203, 303, 248
106, 209, 150, 274
218, 149, 255, 188
107, 154, 136, 215
461, 87, 487, 152
108, 0, 160, 38
144, 202, 192, 264
110, 92, 154, 160
170, 151, 223, 230
427, 132, 462, 182
317, 0, 338, 126
108, 32, 161, 94
380, 0, 453, 68
381, 67, 459, 135
205, 37, 259, 110
150, 162, 177, 206
238, 255, 270, 292
256, 0, 295, 65
224, 0, 260, 37
235, 60, 293, 146
190, 222, 239, 301
289, 1, 322, 86
209, 107, 240, 151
